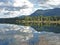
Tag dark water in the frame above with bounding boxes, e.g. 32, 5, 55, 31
0, 23, 60, 45
16, 23, 60, 33
31, 23, 60, 33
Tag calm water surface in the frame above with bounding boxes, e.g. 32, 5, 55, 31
0, 23, 60, 45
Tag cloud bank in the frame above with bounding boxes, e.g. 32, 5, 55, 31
30, 0, 60, 10
0, 0, 60, 18
0, 0, 34, 18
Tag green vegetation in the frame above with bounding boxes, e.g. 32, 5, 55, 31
0, 15, 60, 33
16, 16, 60, 25
0, 15, 60, 25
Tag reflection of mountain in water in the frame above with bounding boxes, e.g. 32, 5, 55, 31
0, 24, 60, 45
31, 23, 60, 33
0, 15, 60, 33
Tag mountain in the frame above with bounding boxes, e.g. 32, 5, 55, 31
30, 8, 60, 16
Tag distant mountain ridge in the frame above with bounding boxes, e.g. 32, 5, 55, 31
30, 8, 60, 16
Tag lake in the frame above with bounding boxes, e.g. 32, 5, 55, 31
0, 23, 60, 45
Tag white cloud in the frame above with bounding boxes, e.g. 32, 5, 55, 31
47, 0, 60, 5
13, 0, 34, 15
37, 0, 60, 10
0, 0, 34, 18
0, 0, 60, 18
30, 0, 60, 10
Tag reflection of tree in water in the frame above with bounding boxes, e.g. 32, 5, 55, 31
30, 23, 60, 33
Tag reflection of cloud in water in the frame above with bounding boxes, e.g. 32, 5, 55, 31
0, 24, 60, 45
0, 24, 37, 45
0, 24, 36, 33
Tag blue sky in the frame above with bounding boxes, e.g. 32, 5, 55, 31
0, 0, 60, 18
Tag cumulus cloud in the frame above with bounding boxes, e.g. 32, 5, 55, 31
0, 0, 34, 18
39, 0, 60, 9
0, 0, 60, 18
30, 0, 60, 10
13, 0, 34, 15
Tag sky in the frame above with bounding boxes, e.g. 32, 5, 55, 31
0, 0, 60, 18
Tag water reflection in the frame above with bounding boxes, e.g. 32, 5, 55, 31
0, 24, 60, 45
31, 23, 60, 33
0, 20, 60, 33
0, 24, 39, 45
10, 23, 60, 33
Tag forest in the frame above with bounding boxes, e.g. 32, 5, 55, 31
0, 15, 60, 25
